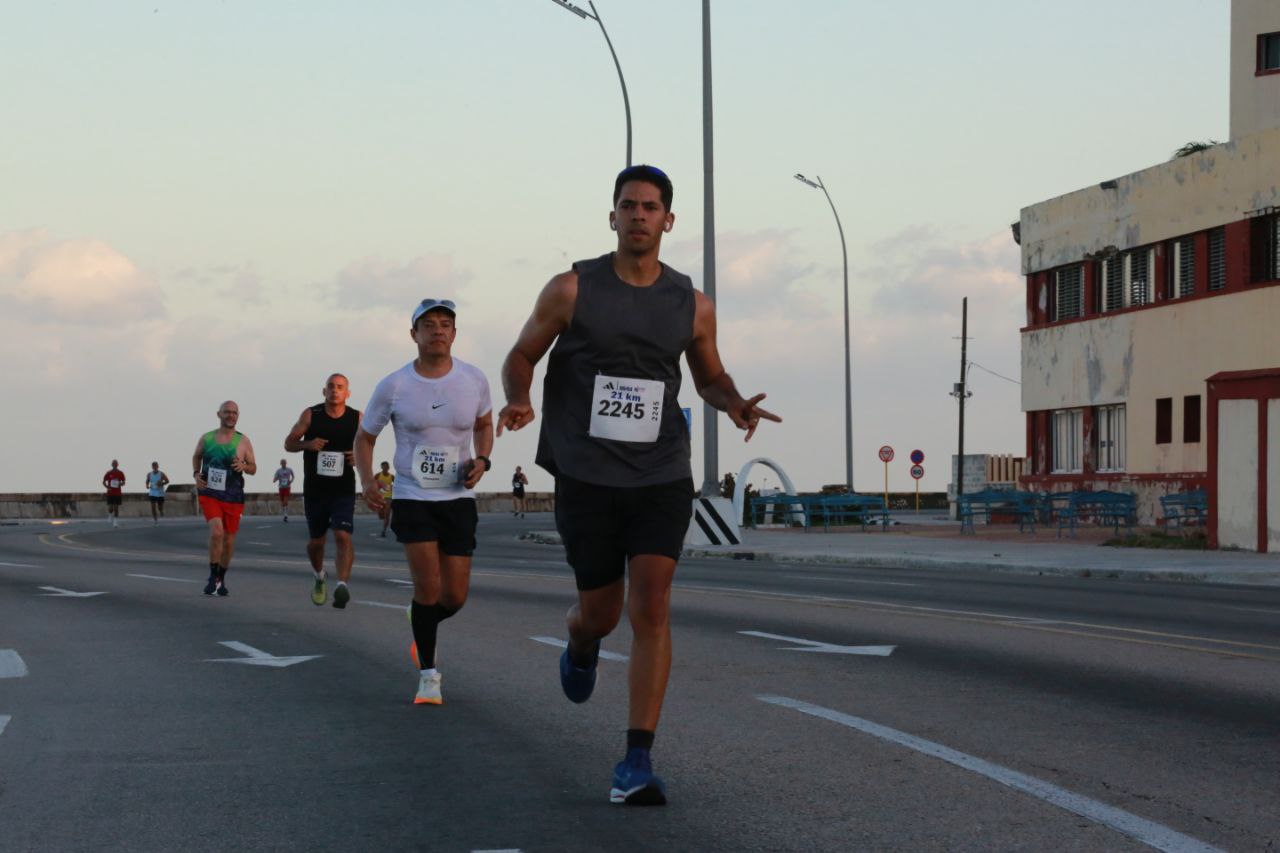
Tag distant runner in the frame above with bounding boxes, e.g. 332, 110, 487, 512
102, 460, 126, 528
193, 401, 257, 596
273, 460, 296, 522
145, 462, 170, 524
511, 465, 529, 517
356, 298, 493, 706
285, 374, 361, 609
374, 462, 395, 537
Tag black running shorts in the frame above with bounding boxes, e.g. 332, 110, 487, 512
304, 492, 356, 539
390, 498, 478, 556
554, 475, 694, 591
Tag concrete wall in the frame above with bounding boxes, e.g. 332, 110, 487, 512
1231, 0, 1280, 140
1018, 126, 1280, 276
0, 491, 555, 520
1022, 285, 1280, 475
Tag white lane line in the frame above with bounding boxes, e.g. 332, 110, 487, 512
246, 541, 272, 546
386, 579, 414, 586
357, 601, 408, 610
0, 715, 9, 736
787, 574, 920, 588
758, 695, 1222, 853
738, 630, 895, 656
0, 650, 29, 678
127, 573, 200, 584
473, 849, 523, 852
529, 636, 629, 662
0, 560, 39, 567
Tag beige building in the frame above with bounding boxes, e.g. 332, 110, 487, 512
1015, 0, 1280, 549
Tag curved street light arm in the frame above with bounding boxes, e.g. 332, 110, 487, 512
587, 1, 632, 167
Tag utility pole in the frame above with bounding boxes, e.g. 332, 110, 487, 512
953, 297, 971, 519
699, 0, 719, 497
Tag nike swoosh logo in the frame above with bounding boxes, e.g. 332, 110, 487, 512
432, 403, 447, 409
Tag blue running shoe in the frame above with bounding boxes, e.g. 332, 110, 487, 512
610, 748, 667, 805
203, 574, 218, 596
558, 640, 599, 704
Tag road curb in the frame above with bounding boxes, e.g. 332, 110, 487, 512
521, 531, 1280, 587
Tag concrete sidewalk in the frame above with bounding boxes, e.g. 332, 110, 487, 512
682, 519, 1280, 586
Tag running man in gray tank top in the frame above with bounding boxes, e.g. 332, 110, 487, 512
497, 165, 780, 806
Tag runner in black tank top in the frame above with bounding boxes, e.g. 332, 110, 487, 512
285, 374, 362, 609
497, 165, 781, 806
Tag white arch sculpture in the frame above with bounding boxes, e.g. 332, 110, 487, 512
732, 457, 798, 527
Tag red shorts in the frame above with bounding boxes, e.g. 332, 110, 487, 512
279, 487, 292, 499
199, 496, 245, 535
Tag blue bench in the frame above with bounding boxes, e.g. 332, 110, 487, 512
1055, 490, 1136, 538
1160, 488, 1206, 532
958, 489, 1043, 534
808, 493, 890, 531
746, 493, 889, 532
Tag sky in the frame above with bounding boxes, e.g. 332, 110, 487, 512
0, 0, 1231, 495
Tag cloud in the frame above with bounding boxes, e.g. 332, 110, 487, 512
0, 229, 164, 323
865, 230, 1021, 319
171, 263, 269, 306
327, 253, 474, 313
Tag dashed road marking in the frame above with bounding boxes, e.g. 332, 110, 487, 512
739, 630, 895, 656
0, 715, 10, 736
127, 573, 200, 584
0, 650, 29, 679
758, 695, 1223, 853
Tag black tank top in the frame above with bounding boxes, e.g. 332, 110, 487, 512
303, 403, 360, 495
535, 253, 695, 487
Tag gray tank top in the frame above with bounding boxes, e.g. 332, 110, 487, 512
535, 253, 695, 487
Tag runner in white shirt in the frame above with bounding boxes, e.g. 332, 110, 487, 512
355, 298, 494, 706
273, 461, 296, 522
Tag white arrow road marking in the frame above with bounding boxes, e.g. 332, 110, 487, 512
127, 574, 200, 584
0, 650, 29, 678
0, 561, 39, 568
758, 695, 1222, 853
205, 641, 321, 668
0, 715, 10, 737
739, 630, 895, 656
529, 636, 628, 662
37, 586, 107, 598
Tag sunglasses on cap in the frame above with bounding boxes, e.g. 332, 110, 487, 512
411, 298, 456, 325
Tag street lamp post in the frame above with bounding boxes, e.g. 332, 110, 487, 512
794, 173, 853, 492
549, 0, 632, 167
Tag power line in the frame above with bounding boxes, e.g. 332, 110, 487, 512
968, 361, 1021, 386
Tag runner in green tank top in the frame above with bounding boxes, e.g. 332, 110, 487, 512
191, 400, 257, 596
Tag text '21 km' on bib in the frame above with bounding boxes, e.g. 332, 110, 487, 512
588, 374, 663, 443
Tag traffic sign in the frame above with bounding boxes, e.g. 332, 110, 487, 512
910, 464, 924, 480
910, 449, 924, 465
878, 445, 895, 463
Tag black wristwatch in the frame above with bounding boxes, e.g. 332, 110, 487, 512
474, 455, 492, 471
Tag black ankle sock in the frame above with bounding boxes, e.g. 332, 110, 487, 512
626, 729, 655, 752
568, 637, 600, 669
209, 562, 220, 576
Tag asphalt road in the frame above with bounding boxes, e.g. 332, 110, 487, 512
1, 514, 1277, 852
